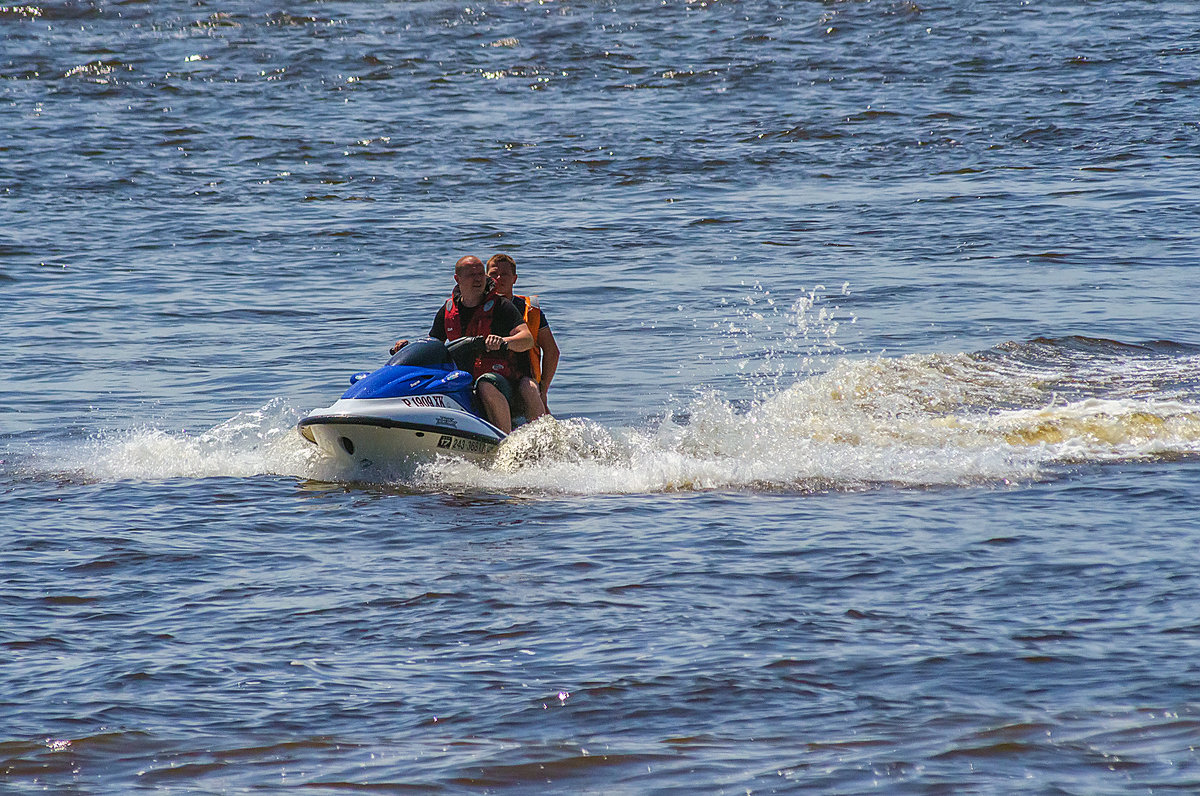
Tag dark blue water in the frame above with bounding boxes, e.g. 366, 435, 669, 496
4, 1, 1200, 791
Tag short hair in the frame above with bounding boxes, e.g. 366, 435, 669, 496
454, 255, 484, 275
487, 253, 516, 273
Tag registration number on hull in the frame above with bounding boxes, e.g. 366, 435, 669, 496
437, 435, 492, 455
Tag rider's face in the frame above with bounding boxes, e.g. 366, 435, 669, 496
456, 263, 486, 294
486, 264, 515, 294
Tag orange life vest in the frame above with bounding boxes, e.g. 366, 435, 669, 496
517, 294, 544, 384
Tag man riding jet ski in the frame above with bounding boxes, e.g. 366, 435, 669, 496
399, 255, 534, 434
300, 255, 537, 470
297, 336, 511, 469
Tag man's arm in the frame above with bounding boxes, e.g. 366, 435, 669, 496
537, 325, 559, 395
487, 322, 532, 352
484, 299, 531, 352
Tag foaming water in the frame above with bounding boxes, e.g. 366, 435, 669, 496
19, 398, 321, 483
18, 339, 1200, 495
432, 344, 1200, 494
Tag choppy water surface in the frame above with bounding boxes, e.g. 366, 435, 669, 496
4, 1, 1200, 792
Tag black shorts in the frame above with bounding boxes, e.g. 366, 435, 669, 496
475, 372, 516, 409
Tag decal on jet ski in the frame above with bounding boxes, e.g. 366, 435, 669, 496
401, 395, 447, 408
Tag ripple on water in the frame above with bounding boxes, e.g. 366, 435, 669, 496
4, 0, 1200, 792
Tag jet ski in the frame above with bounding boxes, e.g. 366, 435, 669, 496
298, 337, 506, 469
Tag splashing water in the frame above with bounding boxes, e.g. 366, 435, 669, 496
424, 340, 1200, 495
710, 281, 857, 396
10, 326, 1200, 495
18, 398, 321, 483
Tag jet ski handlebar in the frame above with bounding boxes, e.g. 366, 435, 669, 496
445, 335, 508, 370
387, 336, 509, 371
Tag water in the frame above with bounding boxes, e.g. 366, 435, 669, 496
4, 1, 1200, 791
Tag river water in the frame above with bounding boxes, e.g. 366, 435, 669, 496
4, 1, 1200, 792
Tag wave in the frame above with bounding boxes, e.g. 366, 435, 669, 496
428, 340, 1200, 493
12, 398, 326, 484
10, 337, 1200, 495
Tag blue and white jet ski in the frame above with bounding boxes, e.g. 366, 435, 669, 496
298, 337, 506, 468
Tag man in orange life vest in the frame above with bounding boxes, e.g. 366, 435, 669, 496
485, 253, 560, 418
401, 255, 532, 433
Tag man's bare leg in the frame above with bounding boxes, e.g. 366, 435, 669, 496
476, 381, 512, 433
517, 377, 546, 421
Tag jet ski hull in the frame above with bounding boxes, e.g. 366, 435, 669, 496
299, 338, 510, 471
299, 397, 503, 468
